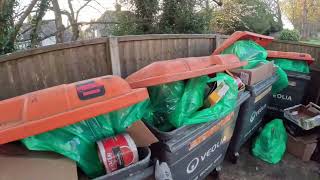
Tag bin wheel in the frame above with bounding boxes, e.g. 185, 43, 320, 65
210, 166, 221, 179
230, 152, 240, 164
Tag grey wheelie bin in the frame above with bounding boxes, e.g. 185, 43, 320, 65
149, 91, 249, 179
125, 54, 249, 179
227, 75, 277, 163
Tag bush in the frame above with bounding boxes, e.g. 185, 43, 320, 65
279, 29, 300, 41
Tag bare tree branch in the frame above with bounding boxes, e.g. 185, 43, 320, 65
17, 21, 120, 42
19, 25, 32, 35
212, 0, 222, 6
67, 0, 75, 20
92, 0, 106, 10
76, 0, 93, 20
86, 4, 103, 14
52, 0, 64, 43
14, 0, 38, 33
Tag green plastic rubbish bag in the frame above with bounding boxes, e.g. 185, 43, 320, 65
171, 73, 238, 126
144, 81, 185, 131
270, 58, 310, 74
252, 119, 287, 164
272, 67, 289, 94
222, 40, 268, 61
167, 76, 210, 127
21, 100, 150, 178
144, 73, 238, 129
221, 40, 289, 94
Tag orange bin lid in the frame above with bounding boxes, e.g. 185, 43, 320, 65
213, 31, 274, 55
126, 54, 247, 88
267, 50, 314, 65
0, 76, 149, 144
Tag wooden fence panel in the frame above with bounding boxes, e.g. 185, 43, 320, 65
0, 38, 112, 100
117, 34, 216, 77
3, 34, 320, 101
267, 40, 320, 64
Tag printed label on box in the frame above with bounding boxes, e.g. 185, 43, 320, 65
240, 72, 249, 85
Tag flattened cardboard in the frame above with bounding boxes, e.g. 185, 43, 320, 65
287, 133, 319, 161
126, 120, 159, 147
0, 149, 77, 180
231, 62, 274, 86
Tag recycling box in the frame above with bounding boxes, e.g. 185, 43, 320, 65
227, 75, 277, 163
267, 51, 314, 119
94, 147, 154, 180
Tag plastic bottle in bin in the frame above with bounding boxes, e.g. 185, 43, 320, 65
97, 133, 139, 173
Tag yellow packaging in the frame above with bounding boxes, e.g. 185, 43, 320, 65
204, 81, 229, 107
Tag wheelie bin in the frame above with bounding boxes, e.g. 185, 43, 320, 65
0, 75, 157, 179
227, 75, 277, 163
0, 75, 149, 144
267, 50, 314, 119
212, 31, 279, 164
126, 54, 250, 179
213, 31, 274, 55
304, 64, 320, 105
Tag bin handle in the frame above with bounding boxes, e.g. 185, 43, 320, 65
183, 54, 247, 72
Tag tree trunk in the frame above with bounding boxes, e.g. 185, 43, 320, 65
276, 0, 283, 28
71, 20, 80, 41
301, 0, 308, 39
68, 0, 79, 41
52, 0, 64, 43
9, 0, 38, 46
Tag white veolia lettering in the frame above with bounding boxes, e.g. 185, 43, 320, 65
274, 94, 292, 101
250, 104, 267, 123
186, 138, 224, 174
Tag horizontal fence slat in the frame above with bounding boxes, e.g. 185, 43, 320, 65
1, 34, 320, 100
0, 38, 112, 100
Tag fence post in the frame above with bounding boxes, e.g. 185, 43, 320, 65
108, 37, 122, 76
215, 34, 222, 48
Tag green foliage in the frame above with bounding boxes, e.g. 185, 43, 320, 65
115, 0, 213, 35
112, 12, 144, 35
0, 0, 16, 55
116, 0, 159, 35
159, 0, 210, 33
279, 29, 300, 41
212, 0, 282, 34
133, 0, 159, 33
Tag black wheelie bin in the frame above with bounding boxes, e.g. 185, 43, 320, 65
267, 51, 314, 119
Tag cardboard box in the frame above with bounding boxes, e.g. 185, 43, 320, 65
126, 120, 159, 147
287, 133, 319, 161
231, 62, 274, 86
0, 144, 78, 180
0, 120, 158, 180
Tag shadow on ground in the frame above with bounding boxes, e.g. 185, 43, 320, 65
218, 146, 320, 180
